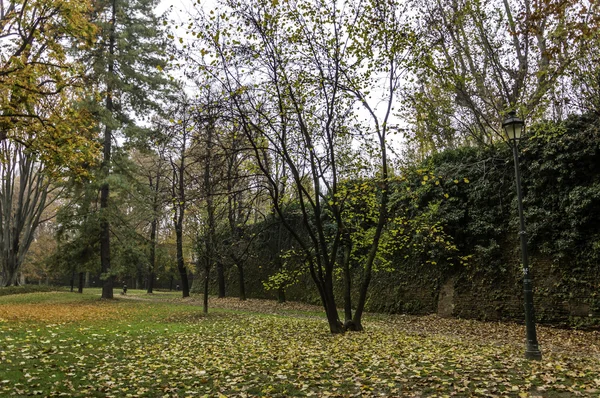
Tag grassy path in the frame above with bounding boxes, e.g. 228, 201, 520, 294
0, 289, 599, 397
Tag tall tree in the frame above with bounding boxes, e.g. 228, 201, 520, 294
340, 0, 414, 330
193, 0, 363, 333
166, 99, 197, 298
131, 144, 169, 294
190, 0, 413, 332
88, 0, 170, 298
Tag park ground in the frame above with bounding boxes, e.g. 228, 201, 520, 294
0, 289, 599, 397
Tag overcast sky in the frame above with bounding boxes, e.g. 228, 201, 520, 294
154, 0, 407, 155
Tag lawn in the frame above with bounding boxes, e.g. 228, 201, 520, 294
0, 289, 599, 397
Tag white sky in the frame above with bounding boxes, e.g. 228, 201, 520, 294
155, 0, 408, 160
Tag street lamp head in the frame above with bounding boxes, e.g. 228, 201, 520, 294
502, 110, 525, 141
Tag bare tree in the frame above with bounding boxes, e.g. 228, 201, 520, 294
0, 142, 52, 286
411, 0, 599, 144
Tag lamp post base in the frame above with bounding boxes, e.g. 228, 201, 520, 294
525, 346, 542, 360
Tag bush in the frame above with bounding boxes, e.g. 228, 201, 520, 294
0, 285, 67, 297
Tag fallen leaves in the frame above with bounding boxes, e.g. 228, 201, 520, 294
0, 292, 599, 397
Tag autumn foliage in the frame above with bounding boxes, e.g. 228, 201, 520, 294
1, 291, 599, 397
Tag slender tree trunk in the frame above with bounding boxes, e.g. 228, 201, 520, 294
342, 239, 353, 324
277, 287, 286, 303
323, 283, 343, 334
78, 272, 84, 294
147, 217, 157, 294
205, 117, 219, 301
237, 262, 246, 301
175, 221, 190, 297
172, 131, 190, 297
217, 262, 225, 298
203, 260, 210, 313
70, 269, 75, 292
202, 115, 217, 311
100, 0, 117, 300
85, 272, 89, 288
352, 187, 388, 331
147, 170, 160, 294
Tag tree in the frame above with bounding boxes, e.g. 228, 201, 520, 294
166, 98, 197, 298
568, 24, 600, 116
339, 0, 415, 331
221, 125, 263, 301
189, 0, 413, 332
0, 142, 52, 286
131, 145, 170, 294
0, 0, 99, 175
190, 0, 358, 333
87, 0, 171, 298
410, 0, 599, 146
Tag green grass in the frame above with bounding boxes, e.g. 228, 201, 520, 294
1, 290, 599, 397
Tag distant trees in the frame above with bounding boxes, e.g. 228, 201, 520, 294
0, 0, 98, 287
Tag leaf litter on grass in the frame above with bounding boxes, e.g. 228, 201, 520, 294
0, 293, 599, 397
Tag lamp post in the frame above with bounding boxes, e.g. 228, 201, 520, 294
502, 111, 542, 360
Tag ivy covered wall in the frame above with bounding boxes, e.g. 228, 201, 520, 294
219, 114, 600, 327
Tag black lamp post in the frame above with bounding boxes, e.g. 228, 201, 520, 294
502, 111, 542, 360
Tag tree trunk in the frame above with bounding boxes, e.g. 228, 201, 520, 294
100, 0, 117, 300
202, 115, 216, 311
342, 239, 353, 323
78, 272, 84, 293
176, 223, 190, 297
237, 263, 246, 301
203, 261, 210, 314
352, 213, 386, 331
147, 245, 155, 294
100, 176, 114, 299
3, 267, 18, 286
217, 262, 225, 298
323, 289, 343, 334
277, 287, 286, 303
147, 170, 160, 294
85, 272, 89, 288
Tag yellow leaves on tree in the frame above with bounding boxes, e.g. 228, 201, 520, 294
0, 0, 100, 176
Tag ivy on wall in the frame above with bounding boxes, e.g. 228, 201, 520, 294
219, 114, 600, 325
